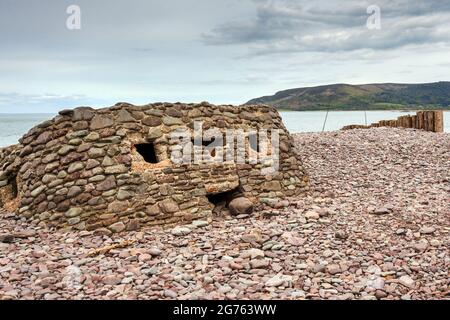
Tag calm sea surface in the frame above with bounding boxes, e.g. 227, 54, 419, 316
0, 113, 55, 148
280, 110, 450, 134
0, 111, 449, 148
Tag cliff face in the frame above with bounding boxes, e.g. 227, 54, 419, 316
0, 102, 308, 233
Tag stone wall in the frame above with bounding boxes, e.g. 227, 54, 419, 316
0, 102, 308, 233
342, 110, 444, 132
0, 144, 21, 212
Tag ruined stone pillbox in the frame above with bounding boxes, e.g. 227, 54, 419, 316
0, 102, 308, 233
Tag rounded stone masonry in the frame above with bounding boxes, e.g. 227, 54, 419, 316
0, 102, 309, 233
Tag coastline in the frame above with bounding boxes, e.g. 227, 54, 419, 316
1, 110, 450, 148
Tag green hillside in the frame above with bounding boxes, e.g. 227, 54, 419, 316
246, 82, 450, 111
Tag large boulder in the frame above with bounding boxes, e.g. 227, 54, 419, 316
228, 197, 253, 216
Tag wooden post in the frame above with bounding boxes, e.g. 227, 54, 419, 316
427, 111, 434, 132
433, 110, 444, 133
411, 115, 417, 129
423, 112, 429, 131
417, 111, 424, 129
407, 116, 413, 128
340, 110, 444, 132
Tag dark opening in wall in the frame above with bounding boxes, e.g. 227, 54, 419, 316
249, 134, 260, 152
207, 187, 241, 206
10, 175, 18, 198
135, 143, 158, 163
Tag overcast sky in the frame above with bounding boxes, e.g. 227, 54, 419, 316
1, 0, 450, 112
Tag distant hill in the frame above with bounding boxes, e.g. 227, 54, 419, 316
246, 82, 450, 111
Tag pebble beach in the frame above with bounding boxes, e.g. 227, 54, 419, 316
0, 127, 449, 300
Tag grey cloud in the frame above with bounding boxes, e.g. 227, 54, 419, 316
202, 0, 450, 54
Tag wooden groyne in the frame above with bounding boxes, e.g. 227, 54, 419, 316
342, 110, 444, 132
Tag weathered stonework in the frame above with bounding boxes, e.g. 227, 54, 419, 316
0, 102, 308, 232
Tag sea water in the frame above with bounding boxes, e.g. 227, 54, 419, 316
0, 113, 55, 148
280, 110, 450, 134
